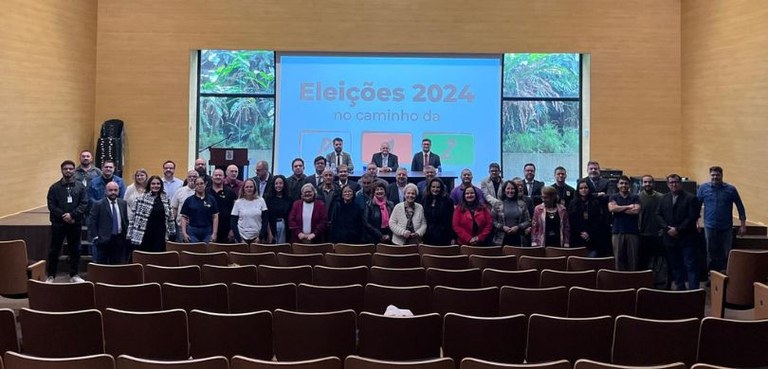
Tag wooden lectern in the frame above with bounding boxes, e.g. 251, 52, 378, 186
209, 148, 249, 180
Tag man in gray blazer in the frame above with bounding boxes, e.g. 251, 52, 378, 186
326, 137, 355, 174
87, 181, 129, 264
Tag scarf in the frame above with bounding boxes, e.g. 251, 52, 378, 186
373, 196, 390, 229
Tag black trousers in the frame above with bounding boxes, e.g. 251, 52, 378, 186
47, 222, 82, 277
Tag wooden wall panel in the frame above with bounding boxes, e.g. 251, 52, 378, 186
95, 0, 682, 181
682, 0, 768, 223
0, 0, 97, 218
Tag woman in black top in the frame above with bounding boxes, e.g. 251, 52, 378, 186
362, 181, 394, 244
127, 175, 175, 253
421, 178, 455, 245
330, 185, 364, 243
263, 175, 292, 244
568, 180, 607, 256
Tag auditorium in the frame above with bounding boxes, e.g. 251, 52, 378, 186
1, 1, 767, 368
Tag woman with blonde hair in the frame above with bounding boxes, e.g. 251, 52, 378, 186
124, 168, 148, 218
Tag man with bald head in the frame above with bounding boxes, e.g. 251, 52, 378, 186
251, 160, 273, 196
194, 158, 211, 186
371, 141, 399, 173
88, 181, 129, 264
224, 164, 244, 197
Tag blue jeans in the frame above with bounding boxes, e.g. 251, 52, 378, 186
704, 227, 733, 272
187, 225, 212, 243
274, 219, 286, 244
666, 243, 699, 290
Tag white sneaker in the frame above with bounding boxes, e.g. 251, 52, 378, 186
69, 275, 85, 283
45, 276, 55, 283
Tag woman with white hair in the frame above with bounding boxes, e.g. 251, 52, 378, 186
389, 183, 427, 245
287, 183, 327, 243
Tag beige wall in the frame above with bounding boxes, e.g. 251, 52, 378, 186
0, 0, 97, 217
95, 0, 682, 182
682, 0, 768, 224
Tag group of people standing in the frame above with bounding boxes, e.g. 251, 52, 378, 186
46, 148, 747, 292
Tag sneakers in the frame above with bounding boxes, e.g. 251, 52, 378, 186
69, 275, 85, 283
45, 276, 55, 283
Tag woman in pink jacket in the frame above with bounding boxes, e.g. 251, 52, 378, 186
531, 186, 570, 247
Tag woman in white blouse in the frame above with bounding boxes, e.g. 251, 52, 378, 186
389, 183, 427, 245
231, 179, 268, 244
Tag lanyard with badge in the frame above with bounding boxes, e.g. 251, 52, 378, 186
66, 186, 73, 204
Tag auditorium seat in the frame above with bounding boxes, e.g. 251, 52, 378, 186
179, 251, 229, 267
470, 255, 518, 271
87, 263, 144, 285
258, 265, 312, 285
188, 309, 273, 360
482, 269, 538, 288
250, 243, 291, 254
697, 317, 768, 368
595, 270, 653, 290
166, 241, 207, 253
755, 282, 768, 319
292, 243, 334, 254
432, 286, 499, 317
229, 252, 277, 267
3, 351, 115, 369
131, 251, 179, 267
376, 244, 418, 254
502, 246, 545, 258
443, 313, 527, 364
460, 245, 503, 256
312, 266, 368, 286
710, 249, 768, 318
324, 253, 372, 268
421, 254, 470, 270
143, 265, 201, 285
461, 358, 570, 369
573, 360, 685, 369
372, 253, 421, 268
517, 256, 567, 271
369, 267, 426, 287
526, 314, 613, 364
20, 308, 104, 357
544, 247, 588, 258
419, 244, 461, 256
499, 286, 568, 317
272, 309, 357, 361
201, 265, 258, 285
103, 308, 189, 360
364, 283, 432, 315
426, 268, 481, 288
635, 288, 705, 320
566, 256, 615, 272
0, 239, 46, 297
297, 283, 364, 313
0, 308, 18, 355
277, 252, 325, 267
95, 283, 162, 312
207, 242, 249, 254
229, 283, 297, 312
162, 283, 229, 313
333, 243, 376, 254
115, 355, 228, 369
611, 315, 699, 367
230, 356, 341, 369
358, 312, 442, 361
27, 279, 96, 311
568, 287, 636, 318
346, 356, 454, 369
539, 269, 596, 289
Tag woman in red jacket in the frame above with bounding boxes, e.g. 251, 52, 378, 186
288, 183, 327, 243
452, 186, 493, 246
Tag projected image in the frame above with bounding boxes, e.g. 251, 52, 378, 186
425, 133, 474, 166
361, 132, 412, 166
298, 130, 353, 162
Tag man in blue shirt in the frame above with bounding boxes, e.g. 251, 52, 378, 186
609, 175, 641, 271
696, 166, 747, 272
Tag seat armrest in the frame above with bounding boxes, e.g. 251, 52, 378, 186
755, 282, 768, 320
709, 270, 728, 318
27, 260, 47, 281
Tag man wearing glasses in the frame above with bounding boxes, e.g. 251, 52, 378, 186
656, 174, 700, 290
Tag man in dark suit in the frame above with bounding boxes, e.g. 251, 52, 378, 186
87, 181, 129, 264
386, 168, 409, 204
336, 164, 360, 193
410, 138, 441, 172
579, 160, 616, 256
250, 160, 274, 196
656, 174, 701, 290
371, 141, 399, 173
522, 163, 544, 205
306, 156, 327, 187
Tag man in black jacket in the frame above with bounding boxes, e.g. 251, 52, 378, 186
656, 174, 701, 290
46, 160, 89, 283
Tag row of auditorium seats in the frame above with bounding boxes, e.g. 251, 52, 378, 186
135, 249, 615, 273
0, 353, 736, 369
2, 307, 766, 367
26, 279, 706, 319
165, 242, 592, 259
